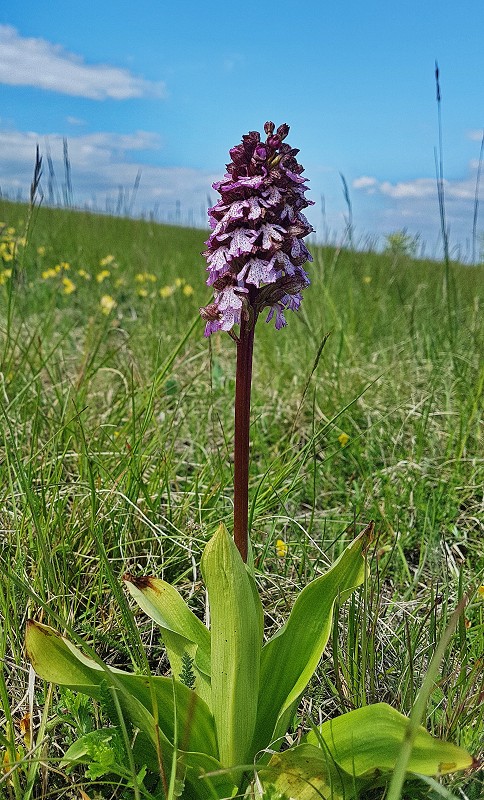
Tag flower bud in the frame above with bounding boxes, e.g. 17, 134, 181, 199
276, 123, 290, 140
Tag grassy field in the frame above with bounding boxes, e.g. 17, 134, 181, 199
0, 198, 483, 799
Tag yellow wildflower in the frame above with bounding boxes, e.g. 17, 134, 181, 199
363, 275, 372, 284
175, 277, 184, 287
77, 269, 91, 280
0, 269, 12, 285
114, 277, 125, 288
0, 241, 15, 261
6, 227, 15, 236
42, 268, 57, 280
96, 270, 110, 283
159, 285, 174, 298
58, 261, 70, 270
99, 254, 116, 267
62, 277, 76, 295
100, 294, 117, 315
138, 288, 149, 297
135, 272, 157, 283
183, 284, 194, 297
54, 264, 62, 274
338, 432, 350, 447
478, 586, 484, 598
275, 539, 288, 558
37, 246, 46, 256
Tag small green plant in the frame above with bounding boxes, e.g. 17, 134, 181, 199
24, 123, 475, 799
384, 229, 420, 259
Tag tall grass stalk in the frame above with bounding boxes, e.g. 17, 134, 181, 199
471, 130, 484, 265
434, 61, 457, 344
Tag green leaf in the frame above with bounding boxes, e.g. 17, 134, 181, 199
26, 620, 239, 798
123, 574, 212, 706
179, 751, 240, 799
305, 703, 474, 778
61, 728, 124, 778
259, 743, 353, 800
201, 524, 262, 769
254, 525, 372, 755
25, 620, 217, 759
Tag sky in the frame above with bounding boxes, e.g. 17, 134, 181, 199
1, 0, 483, 259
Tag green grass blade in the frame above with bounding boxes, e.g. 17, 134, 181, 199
386, 597, 473, 800
253, 524, 372, 755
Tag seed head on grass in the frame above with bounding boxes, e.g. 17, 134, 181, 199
200, 121, 314, 336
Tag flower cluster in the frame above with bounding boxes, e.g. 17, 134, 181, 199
200, 122, 314, 336
0, 223, 26, 285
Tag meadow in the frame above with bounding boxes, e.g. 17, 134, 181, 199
0, 198, 483, 799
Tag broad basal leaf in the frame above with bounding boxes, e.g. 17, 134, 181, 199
25, 620, 217, 759
305, 703, 473, 778
123, 574, 211, 705
201, 524, 262, 770
258, 743, 355, 800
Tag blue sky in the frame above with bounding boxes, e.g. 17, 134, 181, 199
1, 1, 483, 257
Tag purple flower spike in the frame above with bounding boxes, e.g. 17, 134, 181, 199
200, 122, 314, 335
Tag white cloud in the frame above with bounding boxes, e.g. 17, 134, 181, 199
352, 175, 377, 190
0, 25, 166, 100
354, 171, 480, 202
379, 178, 436, 200
0, 127, 215, 221
345, 163, 484, 258
468, 129, 484, 142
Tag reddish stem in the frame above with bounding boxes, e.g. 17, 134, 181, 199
233, 309, 257, 562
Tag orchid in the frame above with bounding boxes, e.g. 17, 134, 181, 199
200, 122, 314, 337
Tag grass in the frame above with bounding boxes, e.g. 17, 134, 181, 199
0, 198, 483, 799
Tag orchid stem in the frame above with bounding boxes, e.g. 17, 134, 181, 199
233, 310, 257, 562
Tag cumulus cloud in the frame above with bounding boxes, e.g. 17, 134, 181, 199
349, 163, 484, 258
353, 171, 479, 202
0, 25, 166, 100
352, 175, 377, 190
378, 178, 436, 200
